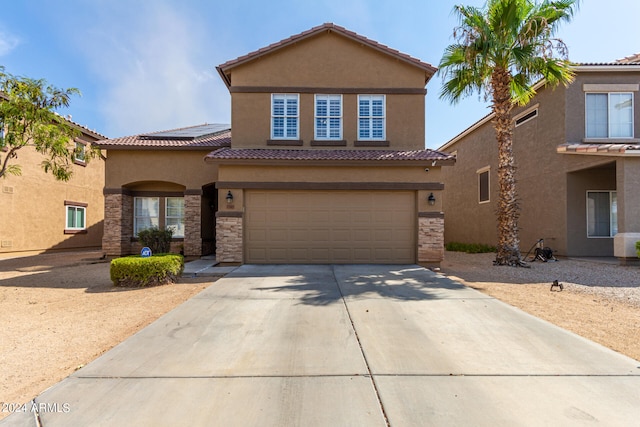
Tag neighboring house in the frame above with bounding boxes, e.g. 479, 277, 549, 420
0, 119, 105, 255
439, 54, 640, 263
98, 23, 454, 265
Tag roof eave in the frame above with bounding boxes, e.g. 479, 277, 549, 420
205, 157, 453, 167
95, 144, 229, 151
216, 66, 232, 89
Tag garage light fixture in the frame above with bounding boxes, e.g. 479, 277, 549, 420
226, 191, 234, 204
428, 193, 436, 206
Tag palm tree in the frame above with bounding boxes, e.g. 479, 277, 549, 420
439, 0, 579, 266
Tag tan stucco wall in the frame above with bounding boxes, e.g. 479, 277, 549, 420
231, 93, 425, 150
215, 164, 444, 215
227, 31, 427, 150
104, 150, 218, 190
0, 140, 105, 254
217, 164, 440, 183
441, 77, 631, 256
229, 32, 426, 88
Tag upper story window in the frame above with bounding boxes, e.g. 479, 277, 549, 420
358, 95, 385, 140
514, 108, 538, 127
586, 93, 633, 138
271, 94, 299, 139
74, 141, 86, 164
315, 95, 342, 140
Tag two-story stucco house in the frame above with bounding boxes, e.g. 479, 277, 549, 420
0, 119, 105, 255
98, 23, 454, 265
439, 54, 640, 263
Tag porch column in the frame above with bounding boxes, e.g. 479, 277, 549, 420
614, 157, 640, 264
216, 212, 243, 263
102, 190, 133, 256
418, 213, 445, 265
183, 191, 203, 257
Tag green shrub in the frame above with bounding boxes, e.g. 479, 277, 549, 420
446, 242, 497, 254
636, 241, 640, 258
110, 254, 184, 287
137, 226, 173, 254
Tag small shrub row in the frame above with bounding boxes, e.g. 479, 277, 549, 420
446, 242, 497, 254
110, 254, 184, 287
636, 241, 640, 258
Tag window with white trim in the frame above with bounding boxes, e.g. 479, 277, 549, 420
586, 93, 633, 138
315, 94, 342, 139
134, 197, 160, 236
74, 141, 86, 164
165, 197, 185, 238
271, 94, 299, 139
134, 196, 186, 237
587, 191, 617, 237
65, 205, 86, 230
478, 167, 490, 203
358, 95, 385, 140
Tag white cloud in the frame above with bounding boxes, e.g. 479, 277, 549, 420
0, 29, 20, 57
77, 1, 230, 137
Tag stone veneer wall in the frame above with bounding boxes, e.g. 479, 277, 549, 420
418, 214, 444, 264
216, 214, 243, 263
103, 192, 133, 256
183, 193, 202, 256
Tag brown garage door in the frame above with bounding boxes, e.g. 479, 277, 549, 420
245, 190, 415, 264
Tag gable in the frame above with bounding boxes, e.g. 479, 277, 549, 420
218, 24, 434, 89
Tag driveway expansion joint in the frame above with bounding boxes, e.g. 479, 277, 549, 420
332, 265, 391, 427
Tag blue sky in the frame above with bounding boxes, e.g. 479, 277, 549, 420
1, 0, 638, 148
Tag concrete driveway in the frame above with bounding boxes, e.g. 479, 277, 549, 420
3, 264, 640, 426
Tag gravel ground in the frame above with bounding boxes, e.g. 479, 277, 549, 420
439, 251, 640, 362
440, 251, 640, 307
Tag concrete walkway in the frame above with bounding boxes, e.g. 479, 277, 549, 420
3, 265, 640, 426
181, 256, 238, 277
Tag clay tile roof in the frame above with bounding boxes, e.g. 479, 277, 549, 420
95, 124, 231, 150
216, 23, 437, 87
616, 53, 640, 64
205, 147, 453, 162
578, 53, 640, 66
53, 114, 107, 140
557, 142, 640, 155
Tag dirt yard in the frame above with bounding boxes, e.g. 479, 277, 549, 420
1, 250, 639, 420
0, 251, 211, 419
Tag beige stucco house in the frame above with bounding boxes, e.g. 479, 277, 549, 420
98, 23, 454, 265
0, 121, 105, 255
439, 54, 640, 263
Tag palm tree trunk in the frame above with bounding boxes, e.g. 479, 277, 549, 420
491, 67, 523, 266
